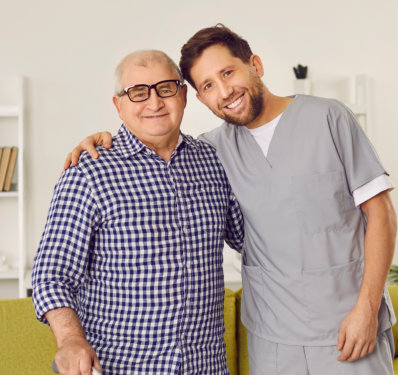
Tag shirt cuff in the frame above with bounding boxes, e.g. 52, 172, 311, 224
352, 174, 394, 207
32, 282, 78, 325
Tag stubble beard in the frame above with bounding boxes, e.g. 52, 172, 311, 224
219, 79, 265, 127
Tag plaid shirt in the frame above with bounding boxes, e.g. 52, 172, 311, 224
32, 125, 244, 375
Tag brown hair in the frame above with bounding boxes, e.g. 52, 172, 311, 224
180, 24, 253, 89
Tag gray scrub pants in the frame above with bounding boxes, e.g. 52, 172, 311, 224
247, 329, 394, 375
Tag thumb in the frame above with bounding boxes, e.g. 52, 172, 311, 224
102, 132, 113, 149
93, 355, 103, 374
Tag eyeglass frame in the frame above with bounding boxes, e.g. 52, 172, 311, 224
118, 79, 184, 103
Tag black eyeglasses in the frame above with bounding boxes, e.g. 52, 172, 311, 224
119, 79, 183, 102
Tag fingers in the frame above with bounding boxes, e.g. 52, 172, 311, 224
93, 355, 103, 374
84, 143, 99, 161
101, 132, 113, 149
338, 337, 376, 362
359, 342, 372, 359
63, 131, 112, 171
337, 337, 354, 361
80, 356, 93, 375
64, 153, 73, 170
336, 326, 346, 351
55, 338, 100, 375
346, 339, 364, 362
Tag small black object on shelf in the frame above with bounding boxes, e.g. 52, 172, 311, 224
293, 64, 308, 79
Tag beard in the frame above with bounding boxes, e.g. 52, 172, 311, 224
218, 77, 265, 127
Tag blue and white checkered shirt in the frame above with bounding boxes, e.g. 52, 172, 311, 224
32, 125, 244, 375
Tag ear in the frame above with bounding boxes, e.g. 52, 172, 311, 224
181, 84, 188, 108
112, 95, 123, 119
196, 91, 205, 105
250, 54, 264, 78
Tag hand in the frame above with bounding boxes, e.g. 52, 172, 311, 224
63, 131, 113, 170
55, 336, 102, 375
336, 302, 378, 362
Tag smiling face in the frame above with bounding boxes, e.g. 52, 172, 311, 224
113, 60, 187, 144
190, 44, 266, 128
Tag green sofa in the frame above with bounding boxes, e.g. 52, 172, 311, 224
2, 287, 398, 375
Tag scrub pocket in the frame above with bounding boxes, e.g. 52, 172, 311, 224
303, 258, 362, 333
292, 170, 353, 234
241, 264, 268, 326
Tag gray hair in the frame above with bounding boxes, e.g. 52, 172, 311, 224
114, 50, 184, 95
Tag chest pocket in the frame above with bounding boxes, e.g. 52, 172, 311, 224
292, 170, 354, 235
181, 182, 228, 232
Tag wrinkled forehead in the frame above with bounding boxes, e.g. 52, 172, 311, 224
121, 60, 179, 86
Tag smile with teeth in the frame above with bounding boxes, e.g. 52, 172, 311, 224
225, 94, 244, 109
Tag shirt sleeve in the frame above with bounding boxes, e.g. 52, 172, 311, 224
327, 101, 387, 194
32, 166, 100, 324
353, 174, 395, 206
224, 189, 245, 253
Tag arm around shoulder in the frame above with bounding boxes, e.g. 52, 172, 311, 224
64, 131, 113, 169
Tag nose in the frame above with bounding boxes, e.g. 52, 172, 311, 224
218, 81, 233, 100
146, 87, 165, 111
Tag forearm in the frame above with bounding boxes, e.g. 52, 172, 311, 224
45, 307, 86, 347
45, 307, 102, 374
337, 192, 397, 361
357, 192, 397, 312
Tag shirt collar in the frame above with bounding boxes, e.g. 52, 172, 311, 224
115, 124, 198, 160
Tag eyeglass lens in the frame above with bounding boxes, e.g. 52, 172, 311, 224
127, 80, 178, 102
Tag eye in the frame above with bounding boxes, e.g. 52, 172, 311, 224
203, 82, 212, 91
223, 70, 233, 78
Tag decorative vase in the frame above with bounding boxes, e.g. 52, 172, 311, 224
293, 78, 311, 95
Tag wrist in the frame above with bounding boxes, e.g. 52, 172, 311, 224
355, 289, 382, 316
58, 333, 87, 348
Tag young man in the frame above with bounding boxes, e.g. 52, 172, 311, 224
33, 50, 244, 375
67, 25, 397, 374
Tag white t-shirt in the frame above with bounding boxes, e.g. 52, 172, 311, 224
248, 115, 394, 207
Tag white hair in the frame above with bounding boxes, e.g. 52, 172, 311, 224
114, 50, 183, 95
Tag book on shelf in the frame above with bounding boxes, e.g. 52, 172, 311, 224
0, 147, 11, 190
0, 147, 18, 191
3, 147, 18, 191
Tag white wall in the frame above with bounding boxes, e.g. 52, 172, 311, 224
0, 0, 397, 266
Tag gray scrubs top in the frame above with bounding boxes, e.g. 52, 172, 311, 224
200, 95, 395, 346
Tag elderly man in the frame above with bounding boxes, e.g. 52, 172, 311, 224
69, 25, 397, 375
32, 50, 244, 375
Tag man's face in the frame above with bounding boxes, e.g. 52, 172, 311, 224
113, 61, 187, 142
190, 44, 265, 127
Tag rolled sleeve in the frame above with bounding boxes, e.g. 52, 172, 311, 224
224, 190, 244, 253
353, 174, 395, 206
32, 167, 99, 324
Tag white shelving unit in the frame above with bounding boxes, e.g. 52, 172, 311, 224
0, 76, 26, 299
349, 74, 369, 134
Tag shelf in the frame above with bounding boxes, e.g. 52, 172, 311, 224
0, 191, 19, 198
0, 105, 19, 117
0, 76, 25, 298
24, 270, 32, 289
0, 269, 19, 279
